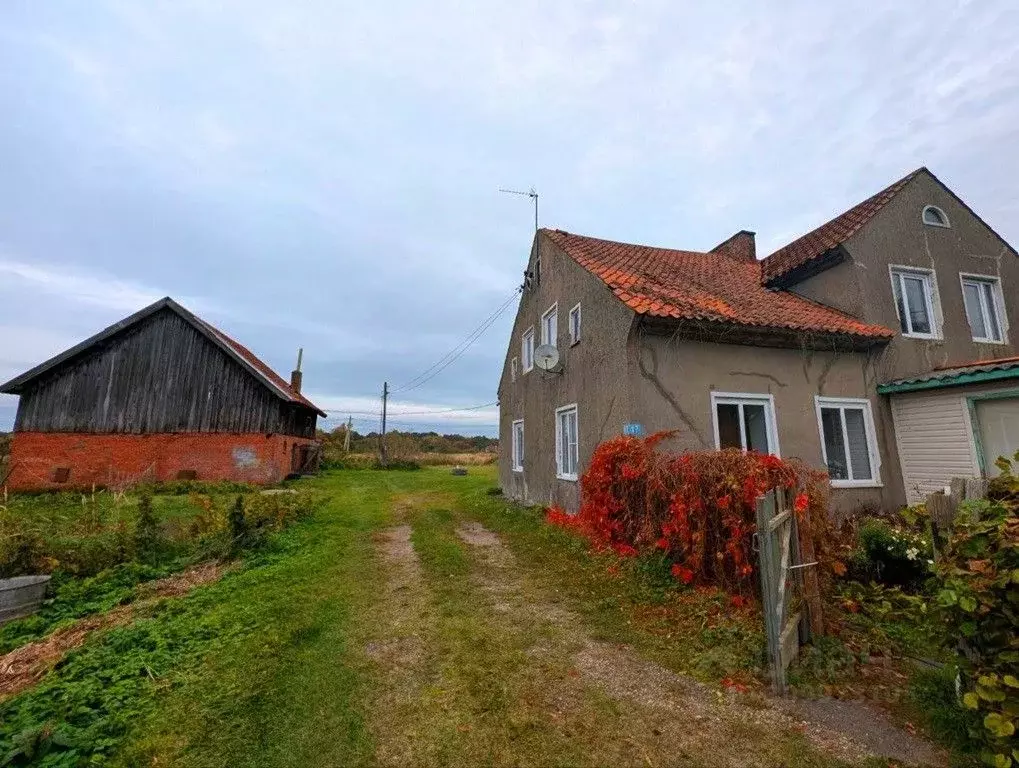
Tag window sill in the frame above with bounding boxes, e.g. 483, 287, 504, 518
523, 367, 533, 374
570, 338, 580, 347
556, 473, 578, 482
972, 337, 1008, 345
901, 333, 942, 342
512, 467, 523, 473
830, 481, 884, 489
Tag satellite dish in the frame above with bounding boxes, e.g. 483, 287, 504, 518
533, 344, 560, 372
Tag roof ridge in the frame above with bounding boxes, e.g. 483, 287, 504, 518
761, 167, 926, 286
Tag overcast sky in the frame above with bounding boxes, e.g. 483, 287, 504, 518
2, 1, 1018, 436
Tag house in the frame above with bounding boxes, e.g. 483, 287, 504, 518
497, 168, 1019, 513
0, 297, 326, 490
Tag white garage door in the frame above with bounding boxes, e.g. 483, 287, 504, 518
976, 398, 1019, 476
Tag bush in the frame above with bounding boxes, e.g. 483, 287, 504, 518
934, 451, 1019, 766
133, 494, 163, 565
847, 518, 932, 589
546, 433, 844, 596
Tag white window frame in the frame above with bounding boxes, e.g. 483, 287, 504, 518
814, 396, 882, 488
555, 403, 579, 481
541, 303, 558, 348
568, 302, 581, 345
889, 265, 942, 340
522, 327, 534, 372
510, 356, 518, 382
709, 391, 781, 457
922, 205, 951, 228
960, 273, 1007, 344
511, 419, 524, 472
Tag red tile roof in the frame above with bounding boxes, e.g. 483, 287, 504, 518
935, 354, 1019, 371
543, 229, 895, 340
198, 319, 325, 415
761, 168, 925, 285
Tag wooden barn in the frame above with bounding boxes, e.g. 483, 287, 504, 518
0, 297, 326, 490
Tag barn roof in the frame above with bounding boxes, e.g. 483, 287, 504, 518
0, 297, 327, 417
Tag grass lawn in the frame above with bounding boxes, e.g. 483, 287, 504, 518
0, 467, 955, 766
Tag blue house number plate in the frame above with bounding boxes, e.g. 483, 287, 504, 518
623, 422, 645, 437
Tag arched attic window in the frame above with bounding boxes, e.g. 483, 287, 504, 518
922, 205, 950, 228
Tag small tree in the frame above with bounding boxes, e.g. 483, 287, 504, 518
134, 494, 162, 565
228, 495, 250, 555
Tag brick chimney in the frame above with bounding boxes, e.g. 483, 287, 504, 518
710, 230, 757, 263
290, 348, 303, 394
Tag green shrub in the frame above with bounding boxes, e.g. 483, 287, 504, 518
228, 496, 251, 555
847, 518, 932, 589
134, 494, 163, 565
373, 458, 421, 471
934, 451, 1019, 766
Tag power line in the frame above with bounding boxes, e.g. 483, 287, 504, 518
322, 400, 497, 418
390, 288, 521, 394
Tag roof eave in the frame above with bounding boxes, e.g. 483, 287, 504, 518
877, 366, 1019, 394
639, 315, 893, 352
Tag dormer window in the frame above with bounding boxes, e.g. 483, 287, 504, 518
922, 205, 950, 228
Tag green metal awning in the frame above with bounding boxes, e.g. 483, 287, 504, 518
877, 357, 1019, 394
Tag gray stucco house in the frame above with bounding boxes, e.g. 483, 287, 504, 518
498, 168, 1019, 514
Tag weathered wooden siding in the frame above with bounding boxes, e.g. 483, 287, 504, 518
14, 309, 316, 438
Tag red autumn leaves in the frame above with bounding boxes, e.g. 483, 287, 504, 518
545, 432, 820, 596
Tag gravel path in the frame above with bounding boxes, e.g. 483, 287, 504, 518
456, 520, 947, 767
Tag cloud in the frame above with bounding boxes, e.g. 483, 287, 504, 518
3, 0, 1019, 439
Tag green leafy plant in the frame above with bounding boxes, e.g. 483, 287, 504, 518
935, 451, 1019, 766
847, 517, 932, 589
133, 494, 163, 565
228, 495, 251, 555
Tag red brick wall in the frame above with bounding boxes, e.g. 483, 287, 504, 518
4, 432, 318, 491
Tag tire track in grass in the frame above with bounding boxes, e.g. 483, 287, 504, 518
454, 520, 936, 767
366, 518, 436, 767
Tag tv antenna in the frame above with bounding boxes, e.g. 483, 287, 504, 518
500, 186, 538, 232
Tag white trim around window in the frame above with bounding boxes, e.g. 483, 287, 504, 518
710, 391, 780, 457
555, 403, 579, 481
889, 265, 942, 339
960, 273, 1007, 344
511, 419, 524, 472
814, 396, 882, 488
541, 303, 558, 348
568, 302, 581, 345
921, 205, 950, 228
522, 327, 535, 372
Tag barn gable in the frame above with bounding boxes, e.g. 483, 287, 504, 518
0, 298, 324, 438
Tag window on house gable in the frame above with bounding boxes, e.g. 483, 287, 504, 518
922, 205, 950, 228
815, 397, 880, 486
512, 419, 524, 472
890, 267, 939, 338
541, 304, 558, 348
555, 404, 579, 480
522, 328, 534, 372
568, 303, 581, 344
711, 393, 779, 455
962, 275, 1005, 343
511, 357, 518, 382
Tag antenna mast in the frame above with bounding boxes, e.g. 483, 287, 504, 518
499, 186, 538, 233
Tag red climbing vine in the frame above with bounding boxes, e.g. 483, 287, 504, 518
546, 432, 841, 596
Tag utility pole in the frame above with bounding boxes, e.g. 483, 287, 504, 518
344, 415, 352, 453
379, 381, 389, 466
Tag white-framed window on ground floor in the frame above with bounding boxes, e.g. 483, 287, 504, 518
512, 419, 524, 472
814, 396, 881, 487
710, 392, 780, 456
555, 404, 579, 480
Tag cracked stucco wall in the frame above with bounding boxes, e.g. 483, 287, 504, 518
628, 330, 895, 514
498, 233, 636, 511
